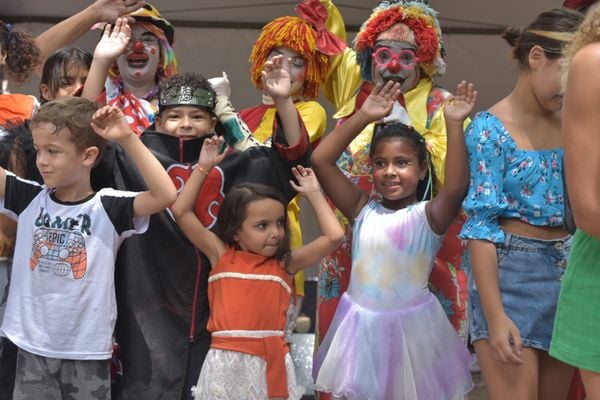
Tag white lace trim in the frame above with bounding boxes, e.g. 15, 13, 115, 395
213, 330, 284, 338
209, 272, 292, 294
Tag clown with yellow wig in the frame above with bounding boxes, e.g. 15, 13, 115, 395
314, 0, 470, 361
239, 0, 345, 325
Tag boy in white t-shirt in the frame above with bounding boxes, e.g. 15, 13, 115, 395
0, 97, 176, 399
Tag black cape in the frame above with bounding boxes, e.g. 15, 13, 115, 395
92, 125, 310, 399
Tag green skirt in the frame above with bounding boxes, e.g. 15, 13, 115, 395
551, 229, 600, 372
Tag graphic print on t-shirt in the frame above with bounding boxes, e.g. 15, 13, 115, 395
30, 228, 87, 279
29, 207, 89, 279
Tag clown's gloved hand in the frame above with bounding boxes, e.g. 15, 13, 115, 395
382, 100, 412, 126
208, 71, 231, 97
209, 71, 259, 150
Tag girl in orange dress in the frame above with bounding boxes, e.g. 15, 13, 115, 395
171, 135, 343, 400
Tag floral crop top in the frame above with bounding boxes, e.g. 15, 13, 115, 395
461, 112, 565, 243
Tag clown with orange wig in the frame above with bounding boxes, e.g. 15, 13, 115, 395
239, 0, 345, 317
312, 1, 472, 397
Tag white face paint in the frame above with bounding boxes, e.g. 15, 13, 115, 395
116, 24, 161, 88
267, 47, 307, 97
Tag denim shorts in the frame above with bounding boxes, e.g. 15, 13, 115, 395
467, 232, 571, 351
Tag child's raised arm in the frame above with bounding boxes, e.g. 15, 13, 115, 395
311, 81, 401, 222
208, 71, 260, 151
286, 166, 344, 274
262, 55, 301, 147
33, 0, 143, 77
90, 105, 176, 216
170, 136, 227, 267
426, 81, 477, 234
82, 18, 131, 102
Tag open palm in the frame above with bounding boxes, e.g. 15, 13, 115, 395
94, 18, 131, 62
443, 81, 478, 122
261, 55, 292, 100
359, 81, 402, 122
91, 106, 133, 142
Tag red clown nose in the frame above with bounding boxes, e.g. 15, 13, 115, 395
133, 40, 145, 53
387, 58, 401, 73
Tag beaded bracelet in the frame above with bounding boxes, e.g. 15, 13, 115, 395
198, 167, 210, 176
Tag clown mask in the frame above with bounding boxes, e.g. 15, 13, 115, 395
116, 24, 161, 87
371, 23, 421, 93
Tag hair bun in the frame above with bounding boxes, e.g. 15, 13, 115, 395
502, 26, 525, 48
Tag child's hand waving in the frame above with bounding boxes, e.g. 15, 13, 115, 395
261, 55, 292, 100
91, 105, 134, 142
290, 166, 321, 196
94, 18, 131, 63
357, 81, 402, 123
198, 135, 226, 169
443, 81, 478, 123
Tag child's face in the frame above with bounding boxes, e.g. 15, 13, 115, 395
234, 198, 286, 258
267, 47, 306, 97
40, 63, 89, 101
155, 106, 216, 139
371, 138, 425, 210
32, 123, 94, 196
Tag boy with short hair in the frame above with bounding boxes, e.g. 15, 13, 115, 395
0, 97, 176, 399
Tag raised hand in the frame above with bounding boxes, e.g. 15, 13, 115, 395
91, 0, 145, 24
357, 81, 402, 123
208, 71, 231, 97
290, 166, 321, 196
94, 18, 132, 63
261, 55, 292, 100
90, 106, 135, 142
197, 135, 226, 169
443, 81, 478, 123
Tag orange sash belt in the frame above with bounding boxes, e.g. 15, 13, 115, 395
211, 334, 290, 398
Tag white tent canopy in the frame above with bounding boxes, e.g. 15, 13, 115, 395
3, 0, 568, 113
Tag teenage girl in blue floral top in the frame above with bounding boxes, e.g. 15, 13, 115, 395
461, 8, 584, 400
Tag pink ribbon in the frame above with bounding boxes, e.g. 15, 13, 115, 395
295, 0, 346, 56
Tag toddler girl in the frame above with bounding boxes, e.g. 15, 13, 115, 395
171, 135, 343, 400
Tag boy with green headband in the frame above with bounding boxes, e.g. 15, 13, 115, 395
92, 66, 312, 399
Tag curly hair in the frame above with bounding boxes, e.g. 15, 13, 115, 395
0, 20, 42, 84
561, 3, 600, 89
502, 8, 583, 70
157, 72, 216, 115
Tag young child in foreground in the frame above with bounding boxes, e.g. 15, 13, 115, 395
0, 97, 176, 399
171, 135, 344, 400
311, 80, 477, 399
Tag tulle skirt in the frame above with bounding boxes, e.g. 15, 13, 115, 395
192, 349, 303, 400
313, 292, 474, 400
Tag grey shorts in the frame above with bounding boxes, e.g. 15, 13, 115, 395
467, 232, 571, 351
13, 348, 110, 400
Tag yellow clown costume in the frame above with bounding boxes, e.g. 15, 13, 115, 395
316, 0, 469, 351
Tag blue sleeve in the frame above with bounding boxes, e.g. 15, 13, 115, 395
460, 113, 508, 243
